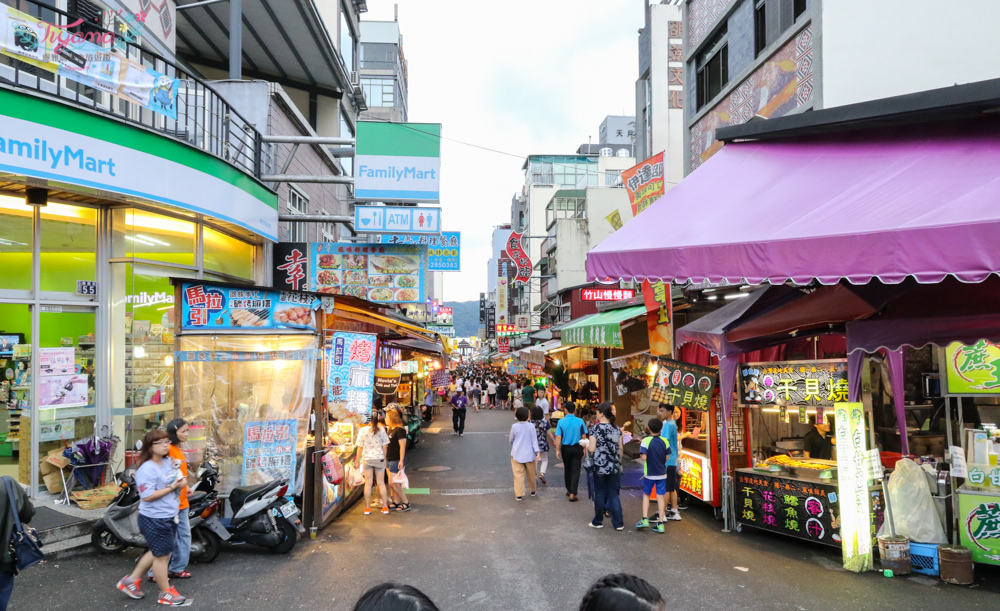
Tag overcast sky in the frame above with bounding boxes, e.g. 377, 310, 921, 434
361, 1, 644, 303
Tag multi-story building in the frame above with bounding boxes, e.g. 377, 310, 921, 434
684, 0, 1000, 172
359, 19, 409, 123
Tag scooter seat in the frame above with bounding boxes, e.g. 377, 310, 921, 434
188, 491, 208, 505
229, 480, 282, 513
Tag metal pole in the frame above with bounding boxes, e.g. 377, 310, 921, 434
229, 0, 242, 80
261, 135, 356, 146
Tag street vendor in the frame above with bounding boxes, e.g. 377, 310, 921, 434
802, 415, 835, 459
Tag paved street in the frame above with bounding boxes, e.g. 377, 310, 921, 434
11, 408, 1000, 610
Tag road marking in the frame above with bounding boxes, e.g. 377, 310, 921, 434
438, 488, 514, 496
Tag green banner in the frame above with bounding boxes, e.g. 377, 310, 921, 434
835, 402, 873, 572
945, 340, 1000, 394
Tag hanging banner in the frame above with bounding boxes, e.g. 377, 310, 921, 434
326, 332, 378, 423
740, 360, 849, 407
606, 209, 623, 230
504, 231, 532, 284
650, 359, 716, 411
378, 231, 461, 271
241, 419, 298, 486
642, 279, 673, 357
835, 401, 874, 572
180, 283, 319, 331
944, 340, 1000, 395
429, 368, 451, 388
496, 277, 509, 323
622, 151, 664, 216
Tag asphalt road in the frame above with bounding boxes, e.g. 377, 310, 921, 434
11, 408, 1000, 610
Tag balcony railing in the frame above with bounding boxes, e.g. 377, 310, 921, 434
0, 0, 262, 179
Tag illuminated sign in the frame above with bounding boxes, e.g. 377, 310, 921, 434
679, 450, 712, 502
836, 401, 873, 572
945, 340, 1000, 394
580, 288, 635, 301
496, 324, 516, 333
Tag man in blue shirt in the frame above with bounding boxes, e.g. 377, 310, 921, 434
554, 403, 588, 501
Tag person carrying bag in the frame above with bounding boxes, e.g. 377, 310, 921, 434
1, 475, 39, 610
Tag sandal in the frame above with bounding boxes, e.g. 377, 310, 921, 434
169, 571, 192, 579
395, 503, 411, 512
387, 501, 401, 510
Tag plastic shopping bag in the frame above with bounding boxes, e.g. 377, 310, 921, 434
392, 468, 409, 489
349, 464, 365, 487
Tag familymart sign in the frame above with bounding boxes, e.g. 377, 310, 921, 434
355, 122, 441, 203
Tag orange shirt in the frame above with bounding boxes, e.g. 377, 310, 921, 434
168, 444, 189, 509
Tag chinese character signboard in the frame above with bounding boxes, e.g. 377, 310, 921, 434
580, 288, 635, 301
325, 332, 377, 423
242, 419, 297, 486
180, 282, 319, 331
650, 359, 716, 411
355, 121, 441, 202
429, 368, 451, 389
378, 232, 461, 271
274, 242, 426, 303
504, 231, 532, 284
621, 152, 665, 216
734, 469, 883, 549
740, 360, 849, 407
679, 449, 712, 502
959, 492, 1000, 564
835, 402, 873, 572
498, 337, 510, 354
945, 340, 1000, 394
642, 279, 672, 356
606, 209, 623, 231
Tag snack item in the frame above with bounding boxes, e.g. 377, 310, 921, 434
343, 270, 367, 285
394, 288, 418, 302
368, 288, 393, 301
343, 254, 368, 269
396, 275, 417, 288
318, 254, 341, 268
317, 270, 340, 285
275, 306, 313, 327
230, 308, 268, 327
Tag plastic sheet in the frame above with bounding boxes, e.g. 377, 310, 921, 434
877, 458, 946, 543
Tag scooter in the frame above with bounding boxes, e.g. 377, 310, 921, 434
91, 463, 224, 563
216, 475, 304, 554
402, 405, 422, 448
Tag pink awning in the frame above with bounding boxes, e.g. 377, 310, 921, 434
586, 121, 1000, 285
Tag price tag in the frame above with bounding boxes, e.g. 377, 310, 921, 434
76, 280, 97, 296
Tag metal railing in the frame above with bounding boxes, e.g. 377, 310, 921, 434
0, 0, 262, 179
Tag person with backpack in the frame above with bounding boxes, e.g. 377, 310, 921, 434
635, 418, 671, 533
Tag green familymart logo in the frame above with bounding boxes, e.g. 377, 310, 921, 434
0, 136, 117, 176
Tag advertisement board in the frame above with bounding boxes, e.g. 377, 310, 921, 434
678, 449, 712, 502
650, 359, 716, 411
180, 283, 319, 331
959, 490, 1000, 564
355, 122, 441, 202
325, 332, 377, 423
378, 232, 461, 271
241, 419, 297, 486
581, 288, 634, 301
621, 152, 664, 216
355, 205, 441, 235
944, 340, 1000, 394
740, 360, 849, 407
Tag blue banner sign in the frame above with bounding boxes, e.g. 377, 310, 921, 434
180, 282, 319, 331
242, 419, 298, 486
355, 205, 441, 235
378, 232, 460, 271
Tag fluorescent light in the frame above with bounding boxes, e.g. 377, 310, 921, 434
705, 295, 718, 301
0, 238, 28, 246
135, 233, 171, 246
724, 292, 750, 300
125, 235, 158, 247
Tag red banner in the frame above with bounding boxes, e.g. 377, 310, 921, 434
642, 279, 673, 357
504, 231, 532, 284
622, 152, 665, 217
498, 337, 510, 353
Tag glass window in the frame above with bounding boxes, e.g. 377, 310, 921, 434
360, 77, 396, 108
360, 42, 396, 70
0, 194, 33, 291
112, 208, 196, 266
340, 12, 354, 72
755, 1, 767, 57
697, 28, 729, 109
287, 188, 308, 242
203, 227, 254, 280
40, 203, 97, 293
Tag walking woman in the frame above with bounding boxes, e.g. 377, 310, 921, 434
509, 407, 540, 501
0, 475, 34, 610
587, 402, 624, 530
356, 408, 391, 515
116, 429, 187, 606
530, 405, 554, 485
385, 407, 411, 512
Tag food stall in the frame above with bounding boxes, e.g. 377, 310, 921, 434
943, 340, 1000, 566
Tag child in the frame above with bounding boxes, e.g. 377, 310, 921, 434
635, 418, 671, 533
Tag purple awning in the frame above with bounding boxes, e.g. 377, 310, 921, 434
587, 122, 1000, 285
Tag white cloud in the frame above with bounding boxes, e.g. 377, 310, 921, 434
362, 1, 643, 301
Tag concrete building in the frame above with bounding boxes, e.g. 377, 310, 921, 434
684, 0, 1000, 172
359, 19, 409, 123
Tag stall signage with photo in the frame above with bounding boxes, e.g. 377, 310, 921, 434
835, 401, 874, 572
429, 368, 451, 388
740, 360, 849, 407
273, 242, 426, 303
504, 231, 532, 284
959, 493, 1000, 564
354, 205, 441, 235
609, 355, 652, 396
650, 359, 716, 411
355, 122, 441, 202
580, 288, 635, 301
374, 369, 402, 395
944, 340, 1000, 394
241, 419, 297, 486
679, 449, 712, 501
393, 360, 418, 374
180, 283, 319, 331
326, 332, 378, 420
642, 279, 672, 357
378, 231, 461, 271
735, 470, 884, 549
622, 152, 665, 216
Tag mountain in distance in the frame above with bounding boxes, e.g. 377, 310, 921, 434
445, 301, 480, 338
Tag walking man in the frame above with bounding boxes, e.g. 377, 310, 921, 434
451, 389, 468, 436
554, 402, 588, 502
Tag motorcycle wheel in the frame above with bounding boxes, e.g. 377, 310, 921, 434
190, 527, 221, 563
271, 520, 298, 554
91, 518, 128, 554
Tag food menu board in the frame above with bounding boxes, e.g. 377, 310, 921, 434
734, 470, 884, 548
180, 283, 320, 331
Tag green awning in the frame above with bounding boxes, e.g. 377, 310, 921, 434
559, 305, 646, 348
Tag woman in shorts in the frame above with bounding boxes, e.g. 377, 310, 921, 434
115, 429, 187, 606
356, 408, 391, 515
385, 406, 410, 512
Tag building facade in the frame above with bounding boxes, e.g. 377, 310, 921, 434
359, 19, 409, 123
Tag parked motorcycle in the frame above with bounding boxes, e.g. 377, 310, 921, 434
91, 463, 223, 562
402, 405, 422, 448
216, 474, 304, 554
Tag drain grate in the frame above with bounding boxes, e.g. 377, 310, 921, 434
438, 488, 514, 496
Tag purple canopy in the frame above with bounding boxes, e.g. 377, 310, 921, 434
587, 121, 1000, 286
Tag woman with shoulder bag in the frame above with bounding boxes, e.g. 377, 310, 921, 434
0, 475, 35, 611
587, 402, 624, 530
385, 406, 410, 512
356, 408, 391, 515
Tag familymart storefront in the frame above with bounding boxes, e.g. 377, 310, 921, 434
0, 88, 277, 497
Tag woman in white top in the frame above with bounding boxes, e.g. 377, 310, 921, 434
355, 409, 391, 515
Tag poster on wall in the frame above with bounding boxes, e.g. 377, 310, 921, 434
740, 360, 849, 407
241, 419, 298, 486
180, 283, 319, 331
39, 348, 76, 376
326, 332, 377, 424
38, 374, 89, 408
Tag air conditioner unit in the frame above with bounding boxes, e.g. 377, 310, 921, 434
349, 71, 359, 86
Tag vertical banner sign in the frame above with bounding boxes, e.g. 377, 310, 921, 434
326, 332, 378, 423
496, 277, 509, 323
242, 419, 297, 486
836, 402, 873, 572
504, 231, 532, 284
642, 279, 673, 357
622, 152, 665, 216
